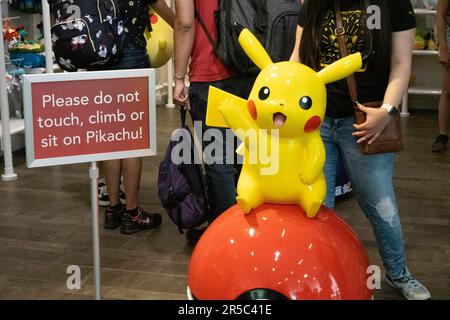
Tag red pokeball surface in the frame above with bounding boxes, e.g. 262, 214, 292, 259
188, 204, 372, 300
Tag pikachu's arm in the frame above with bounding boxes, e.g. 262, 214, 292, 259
299, 134, 326, 185
206, 86, 258, 140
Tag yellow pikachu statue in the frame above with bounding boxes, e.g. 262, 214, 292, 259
206, 29, 364, 218
144, 8, 173, 68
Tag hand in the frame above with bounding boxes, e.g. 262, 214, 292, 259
439, 46, 450, 65
352, 103, 391, 145
173, 79, 190, 110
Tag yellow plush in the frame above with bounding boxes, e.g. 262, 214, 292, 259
206, 29, 363, 218
145, 8, 173, 68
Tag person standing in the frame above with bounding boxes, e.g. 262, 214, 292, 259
103, 0, 174, 234
432, 0, 450, 152
173, 0, 255, 243
291, 0, 431, 300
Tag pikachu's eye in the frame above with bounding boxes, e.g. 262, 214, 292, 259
299, 96, 312, 110
258, 87, 270, 100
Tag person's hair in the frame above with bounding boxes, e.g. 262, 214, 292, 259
299, 0, 392, 72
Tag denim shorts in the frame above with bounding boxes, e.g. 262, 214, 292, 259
113, 40, 150, 70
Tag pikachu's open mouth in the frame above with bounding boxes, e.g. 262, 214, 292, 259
273, 112, 287, 128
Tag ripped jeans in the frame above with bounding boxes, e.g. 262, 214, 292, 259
321, 116, 405, 277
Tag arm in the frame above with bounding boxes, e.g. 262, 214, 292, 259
299, 134, 326, 185
353, 29, 415, 144
382, 29, 415, 107
173, 0, 195, 108
151, 0, 175, 28
289, 26, 303, 63
437, 0, 449, 64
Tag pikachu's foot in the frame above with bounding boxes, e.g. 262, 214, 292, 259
236, 197, 252, 214
306, 201, 322, 219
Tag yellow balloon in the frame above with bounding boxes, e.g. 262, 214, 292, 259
206, 29, 363, 218
145, 7, 173, 68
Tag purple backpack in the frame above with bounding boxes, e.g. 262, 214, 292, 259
157, 112, 208, 233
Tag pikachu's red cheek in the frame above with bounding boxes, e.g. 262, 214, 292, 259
248, 100, 257, 120
304, 116, 321, 133
150, 14, 158, 24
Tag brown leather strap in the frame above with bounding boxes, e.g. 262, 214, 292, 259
334, 0, 359, 110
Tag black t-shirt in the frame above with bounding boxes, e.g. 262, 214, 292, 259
119, 0, 157, 48
298, 0, 416, 118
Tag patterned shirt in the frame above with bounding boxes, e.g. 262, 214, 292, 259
119, 0, 157, 48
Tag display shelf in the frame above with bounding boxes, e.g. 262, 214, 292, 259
413, 50, 439, 56
414, 8, 437, 15
408, 87, 442, 95
402, 5, 441, 116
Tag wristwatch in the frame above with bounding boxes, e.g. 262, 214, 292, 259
381, 104, 400, 120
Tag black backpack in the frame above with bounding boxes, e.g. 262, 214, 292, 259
49, 0, 126, 71
197, 0, 302, 75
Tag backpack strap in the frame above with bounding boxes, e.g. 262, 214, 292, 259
334, 0, 359, 111
176, 205, 184, 234
194, 9, 218, 53
250, 0, 268, 40
180, 109, 187, 127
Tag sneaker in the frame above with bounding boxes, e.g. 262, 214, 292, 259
120, 208, 162, 235
119, 189, 126, 205
385, 268, 431, 300
104, 204, 124, 229
186, 227, 207, 246
98, 183, 110, 207
432, 134, 448, 153
98, 182, 126, 206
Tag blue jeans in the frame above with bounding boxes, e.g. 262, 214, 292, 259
189, 76, 255, 222
113, 40, 150, 70
321, 116, 405, 277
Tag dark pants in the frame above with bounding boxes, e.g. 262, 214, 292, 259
113, 40, 150, 70
189, 76, 255, 222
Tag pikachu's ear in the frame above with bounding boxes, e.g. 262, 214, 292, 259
238, 29, 273, 70
317, 52, 363, 84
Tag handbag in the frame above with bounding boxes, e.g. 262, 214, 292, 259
334, 0, 403, 155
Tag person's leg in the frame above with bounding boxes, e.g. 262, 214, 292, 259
103, 159, 124, 229
439, 65, 450, 134
189, 81, 237, 222
336, 116, 430, 299
103, 159, 122, 207
105, 39, 161, 233
433, 63, 450, 152
320, 116, 339, 209
121, 157, 142, 210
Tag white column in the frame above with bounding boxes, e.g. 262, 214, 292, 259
0, 0, 18, 181
401, 93, 410, 118
42, 0, 54, 73
166, 0, 175, 108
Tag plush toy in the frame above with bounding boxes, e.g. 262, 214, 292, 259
144, 8, 174, 68
3, 21, 20, 42
206, 29, 364, 218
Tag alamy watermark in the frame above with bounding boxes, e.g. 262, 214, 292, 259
66, 265, 81, 290
170, 122, 280, 176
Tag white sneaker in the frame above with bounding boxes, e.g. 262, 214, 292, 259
385, 268, 431, 300
98, 182, 110, 207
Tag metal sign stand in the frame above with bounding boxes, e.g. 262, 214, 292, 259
89, 161, 101, 300
42, 0, 103, 299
